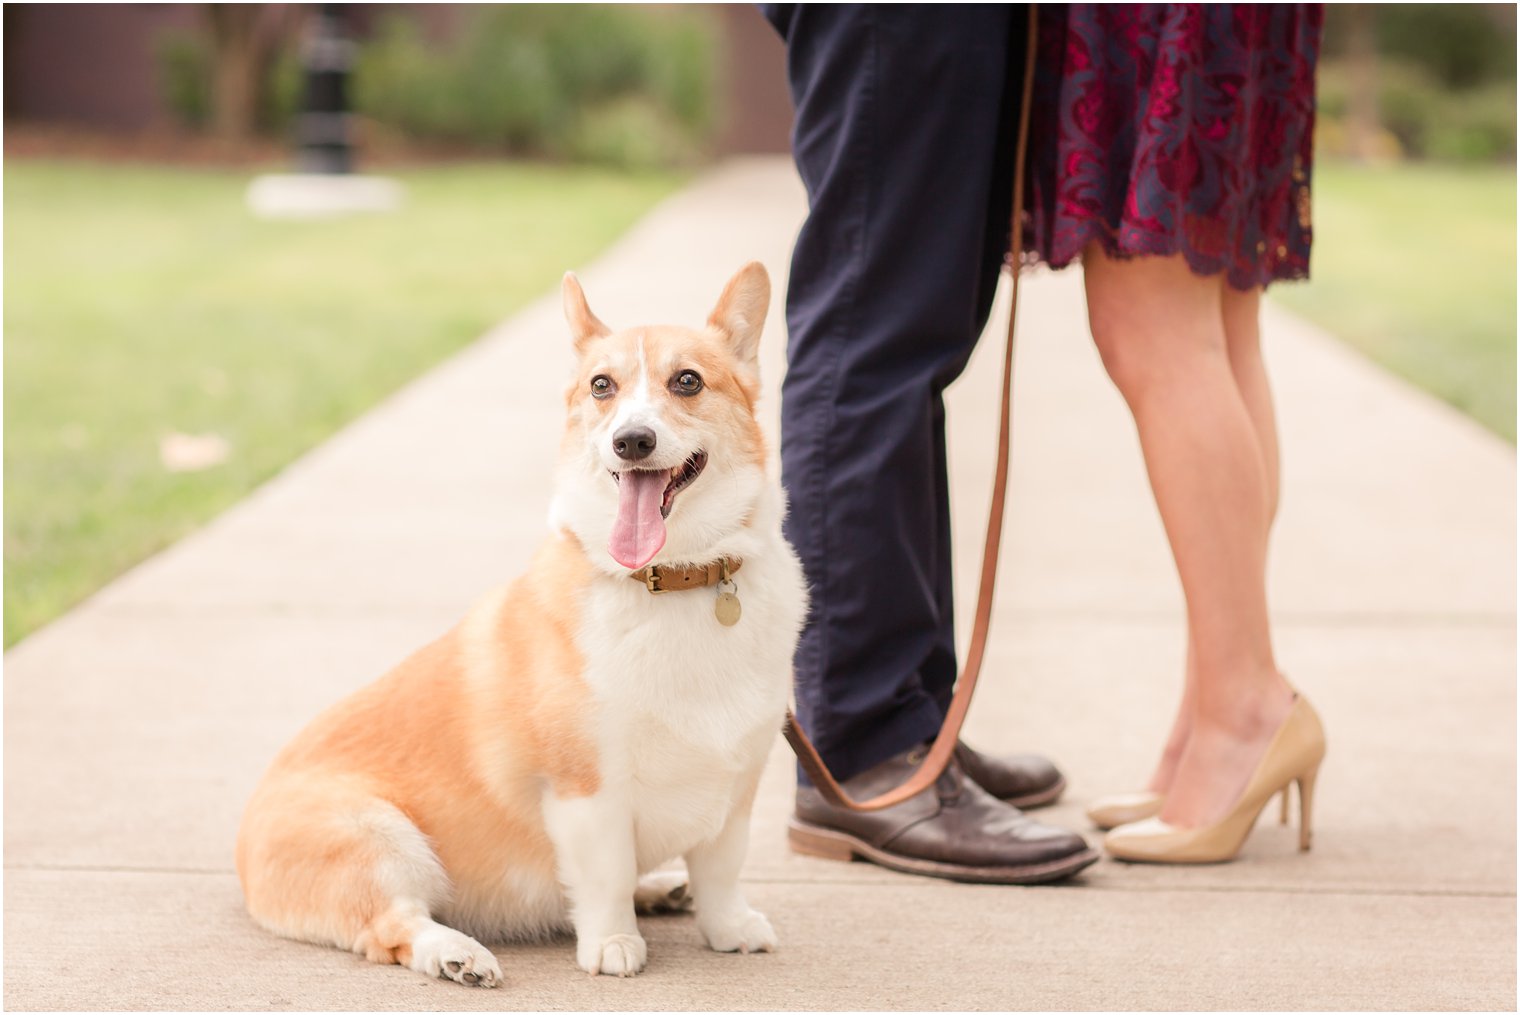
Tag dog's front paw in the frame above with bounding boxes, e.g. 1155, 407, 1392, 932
698, 907, 777, 955
577, 932, 648, 977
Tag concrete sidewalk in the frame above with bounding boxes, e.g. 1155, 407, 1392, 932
5, 158, 1514, 1011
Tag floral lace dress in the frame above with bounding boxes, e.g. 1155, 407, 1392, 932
1022, 3, 1324, 290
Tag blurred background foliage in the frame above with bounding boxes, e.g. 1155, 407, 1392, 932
355, 7, 716, 168
149, 4, 1517, 168
1315, 4, 1516, 162
153, 5, 720, 169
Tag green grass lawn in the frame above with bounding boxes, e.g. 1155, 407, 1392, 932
4, 160, 681, 647
1273, 160, 1516, 441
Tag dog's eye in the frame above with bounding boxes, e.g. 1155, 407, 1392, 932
590, 375, 616, 400
671, 371, 703, 396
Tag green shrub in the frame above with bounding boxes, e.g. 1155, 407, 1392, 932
1322, 4, 1517, 90
352, 6, 718, 166
156, 29, 213, 129
263, 45, 303, 136
565, 97, 701, 171
1372, 4, 1516, 90
1374, 61, 1446, 155
1425, 83, 1518, 162
1317, 57, 1517, 163
155, 22, 301, 137
356, 17, 556, 147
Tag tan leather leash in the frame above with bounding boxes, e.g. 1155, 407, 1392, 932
780, 5, 1040, 812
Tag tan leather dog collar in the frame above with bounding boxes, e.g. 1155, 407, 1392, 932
628, 557, 742, 595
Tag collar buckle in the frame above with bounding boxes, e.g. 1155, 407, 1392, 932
630, 557, 741, 595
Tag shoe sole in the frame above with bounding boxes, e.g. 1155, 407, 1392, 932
787, 818, 1100, 886
1001, 775, 1067, 810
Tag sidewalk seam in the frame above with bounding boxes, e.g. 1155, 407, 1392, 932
10, 865, 1515, 901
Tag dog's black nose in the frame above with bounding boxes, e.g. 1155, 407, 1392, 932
612, 426, 657, 462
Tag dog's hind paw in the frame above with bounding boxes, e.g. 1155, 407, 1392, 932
410, 925, 502, 987
577, 932, 647, 977
698, 907, 777, 955
634, 870, 693, 915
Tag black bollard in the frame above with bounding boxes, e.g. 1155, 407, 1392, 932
295, 4, 355, 174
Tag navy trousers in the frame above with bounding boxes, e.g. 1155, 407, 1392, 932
762, 5, 1030, 782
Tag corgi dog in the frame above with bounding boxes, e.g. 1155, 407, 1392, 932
236, 263, 806, 987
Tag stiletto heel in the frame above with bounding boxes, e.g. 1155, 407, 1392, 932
1105, 695, 1327, 864
1296, 763, 1319, 852
1279, 784, 1291, 825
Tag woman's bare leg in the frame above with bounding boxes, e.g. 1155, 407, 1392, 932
1145, 642, 1196, 794
1221, 284, 1280, 524
1145, 282, 1280, 796
1083, 246, 1293, 827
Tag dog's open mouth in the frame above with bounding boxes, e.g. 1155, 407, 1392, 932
608, 451, 707, 569
610, 450, 707, 518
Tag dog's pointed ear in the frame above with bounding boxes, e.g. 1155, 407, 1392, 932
562, 272, 611, 352
707, 262, 770, 374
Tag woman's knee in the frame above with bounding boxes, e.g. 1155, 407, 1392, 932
1086, 298, 1152, 398
1084, 251, 1229, 399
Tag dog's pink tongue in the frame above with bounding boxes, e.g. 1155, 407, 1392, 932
610, 470, 667, 569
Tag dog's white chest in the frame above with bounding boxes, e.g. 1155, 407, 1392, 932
624, 717, 758, 867
577, 546, 803, 869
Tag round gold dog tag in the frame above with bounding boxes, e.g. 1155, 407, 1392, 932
715, 581, 742, 627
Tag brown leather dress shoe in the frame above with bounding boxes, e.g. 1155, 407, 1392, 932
954, 741, 1067, 808
789, 748, 1098, 885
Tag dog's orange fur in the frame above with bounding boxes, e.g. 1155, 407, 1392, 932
235, 533, 599, 961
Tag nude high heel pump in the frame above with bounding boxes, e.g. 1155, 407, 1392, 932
1104, 695, 1326, 864
1088, 787, 1291, 831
